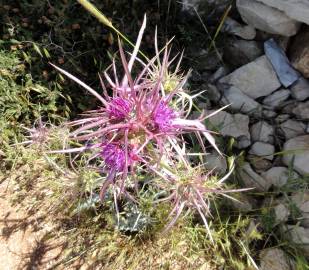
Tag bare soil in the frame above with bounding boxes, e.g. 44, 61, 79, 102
0, 179, 64, 270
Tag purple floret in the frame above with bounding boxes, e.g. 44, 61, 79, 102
107, 97, 131, 120
101, 142, 129, 172
153, 101, 176, 132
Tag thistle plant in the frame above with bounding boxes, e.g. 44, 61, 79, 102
45, 16, 243, 239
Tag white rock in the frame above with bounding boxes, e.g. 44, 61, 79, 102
206, 111, 250, 141
239, 162, 268, 191
291, 78, 309, 101
262, 167, 299, 188
287, 226, 309, 257
236, 0, 301, 36
205, 152, 227, 175
263, 89, 290, 108
259, 248, 292, 270
249, 142, 275, 160
222, 86, 262, 115
291, 192, 309, 228
222, 17, 256, 40
292, 101, 309, 120
219, 56, 281, 99
274, 203, 290, 223
250, 121, 274, 144
280, 119, 306, 139
283, 135, 309, 176
256, 0, 309, 25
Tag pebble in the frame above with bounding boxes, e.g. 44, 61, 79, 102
249, 142, 275, 160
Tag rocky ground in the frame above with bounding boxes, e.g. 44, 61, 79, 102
184, 0, 309, 268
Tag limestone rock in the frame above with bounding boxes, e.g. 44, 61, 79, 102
236, 0, 301, 36
292, 101, 309, 120
262, 89, 290, 109
262, 167, 299, 188
250, 121, 274, 144
274, 203, 290, 223
249, 142, 275, 160
290, 78, 309, 101
291, 192, 309, 228
219, 55, 281, 99
222, 17, 256, 40
206, 111, 251, 148
238, 162, 268, 191
259, 248, 293, 270
280, 119, 306, 139
222, 86, 262, 115
287, 226, 309, 257
248, 155, 273, 173
282, 135, 309, 176
256, 0, 309, 25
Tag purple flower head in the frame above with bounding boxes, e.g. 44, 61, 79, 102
107, 97, 132, 120
101, 142, 133, 172
153, 101, 176, 132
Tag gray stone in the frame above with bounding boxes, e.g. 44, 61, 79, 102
248, 155, 273, 173
274, 203, 290, 223
205, 152, 227, 175
209, 67, 229, 83
281, 100, 299, 115
236, 0, 301, 37
239, 162, 268, 191
291, 192, 309, 228
292, 101, 309, 120
222, 86, 262, 115
256, 0, 309, 25
250, 121, 274, 144
224, 39, 263, 67
283, 135, 309, 176
262, 166, 299, 188
219, 56, 281, 99
222, 17, 256, 40
249, 142, 275, 160
206, 111, 250, 142
280, 119, 306, 139
237, 136, 251, 149
286, 226, 309, 257
291, 78, 309, 101
262, 89, 290, 109
259, 248, 292, 270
